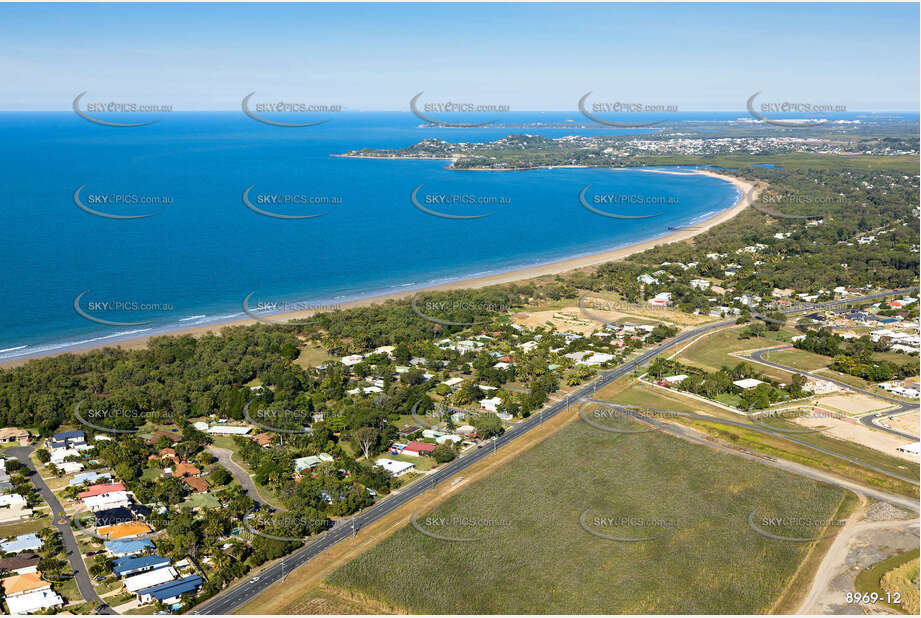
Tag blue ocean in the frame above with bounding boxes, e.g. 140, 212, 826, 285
0, 111, 747, 360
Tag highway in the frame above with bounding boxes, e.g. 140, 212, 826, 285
190, 287, 915, 615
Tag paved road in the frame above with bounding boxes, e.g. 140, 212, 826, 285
743, 347, 920, 441
8, 446, 114, 615
594, 400, 919, 487
191, 287, 915, 615
207, 447, 280, 510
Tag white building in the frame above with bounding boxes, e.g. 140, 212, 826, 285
479, 397, 503, 413
123, 566, 177, 593
733, 378, 765, 390
84, 491, 130, 512
374, 458, 415, 477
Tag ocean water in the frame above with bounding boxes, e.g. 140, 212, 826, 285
0, 112, 743, 360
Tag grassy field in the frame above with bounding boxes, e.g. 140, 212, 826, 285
610, 382, 919, 496
855, 548, 919, 614
765, 348, 830, 372
881, 556, 920, 614
295, 345, 334, 369
326, 411, 847, 613
676, 328, 794, 382
0, 518, 48, 538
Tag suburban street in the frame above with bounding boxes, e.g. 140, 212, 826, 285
206, 446, 279, 510
742, 346, 920, 441
190, 287, 915, 615
8, 445, 114, 615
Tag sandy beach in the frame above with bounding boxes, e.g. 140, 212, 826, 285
1, 170, 757, 368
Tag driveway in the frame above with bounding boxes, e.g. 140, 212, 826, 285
207, 446, 282, 510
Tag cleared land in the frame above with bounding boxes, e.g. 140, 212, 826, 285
817, 393, 895, 417
609, 381, 919, 496
793, 415, 917, 462
766, 348, 830, 372
326, 413, 847, 614
885, 410, 920, 436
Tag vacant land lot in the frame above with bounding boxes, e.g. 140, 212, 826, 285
885, 411, 920, 436
677, 328, 793, 381
766, 348, 830, 372
327, 413, 847, 614
612, 382, 919, 494
817, 393, 894, 417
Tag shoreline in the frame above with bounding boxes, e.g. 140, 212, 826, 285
0, 169, 757, 369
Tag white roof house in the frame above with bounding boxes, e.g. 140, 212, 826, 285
733, 378, 765, 390
479, 397, 503, 413
123, 566, 177, 593
374, 458, 415, 477
442, 377, 465, 389
663, 374, 688, 384
341, 354, 364, 366
577, 352, 616, 366
0, 493, 27, 508
5, 588, 64, 614
689, 279, 710, 290
84, 491, 130, 512
206, 425, 251, 436
49, 447, 81, 465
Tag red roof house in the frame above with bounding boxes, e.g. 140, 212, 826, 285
402, 441, 437, 457
78, 482, 126, 499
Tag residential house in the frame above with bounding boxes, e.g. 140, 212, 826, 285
374, 459, 415, 477
401, 441, 437, 457
135, 574, 203, 605
1, 572, 63, 614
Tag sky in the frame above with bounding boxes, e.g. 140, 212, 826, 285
1, 2, 918, 111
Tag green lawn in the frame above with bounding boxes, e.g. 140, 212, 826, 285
328, 409, 847, 613
295, 345, 334, 369
385, 453, 435, 471
855, 548, 919, 614
184, 492, 221, 509
766, 348, 830, 372
0, 518, 48, 537
677, 328, 787, 374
